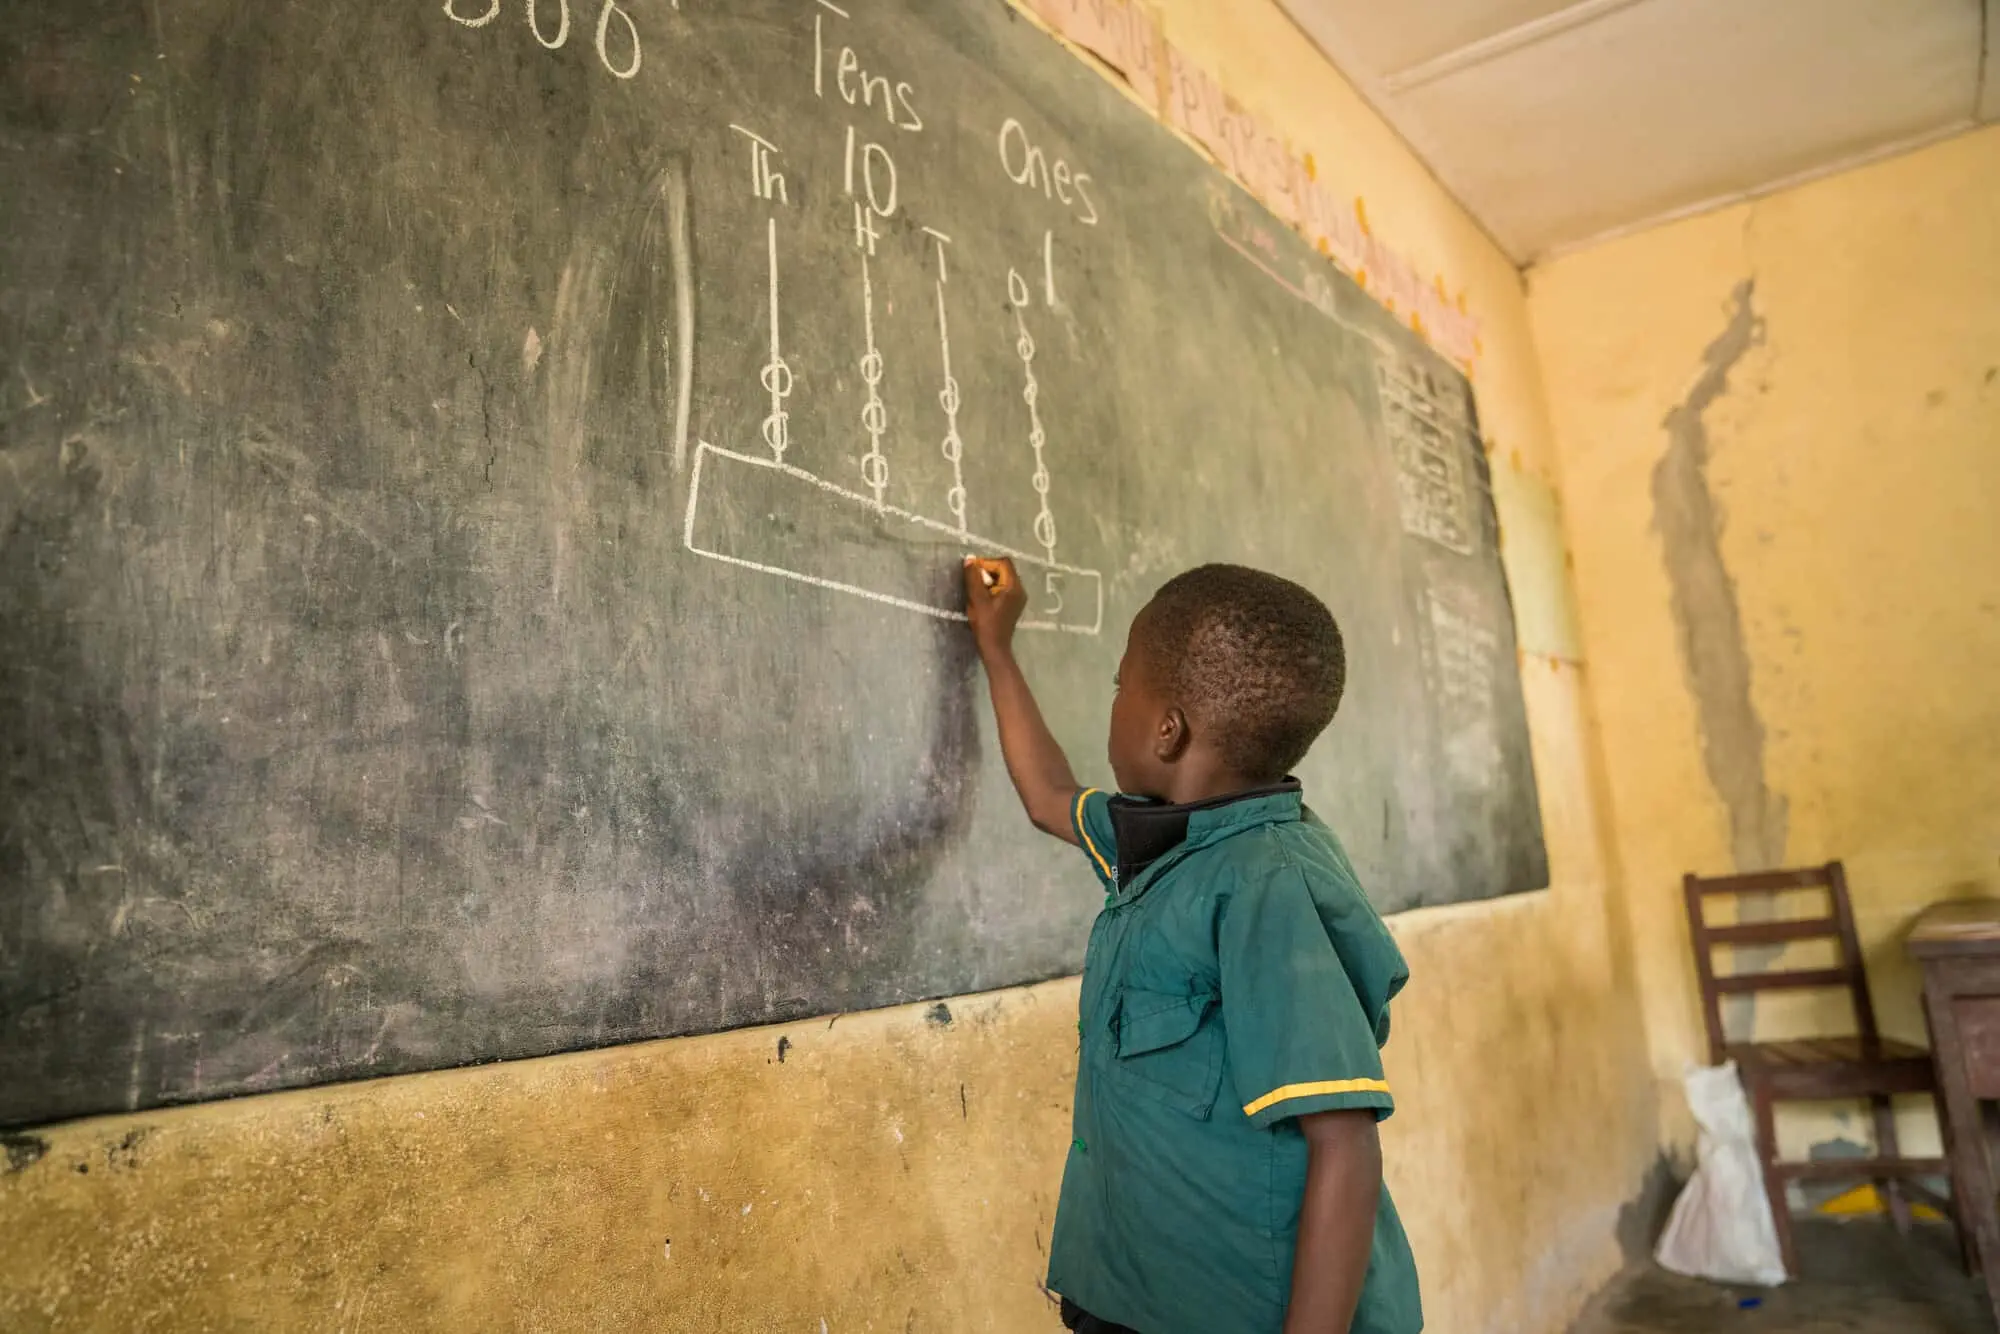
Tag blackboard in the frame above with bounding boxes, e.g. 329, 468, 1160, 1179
0, 0, 1546, 1128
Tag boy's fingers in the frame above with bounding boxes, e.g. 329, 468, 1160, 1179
963, 555, 1014, 594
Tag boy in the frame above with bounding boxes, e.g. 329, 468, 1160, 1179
962, 557, 1421, 1334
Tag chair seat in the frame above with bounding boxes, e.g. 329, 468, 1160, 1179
1727, 1038, 1936, 1098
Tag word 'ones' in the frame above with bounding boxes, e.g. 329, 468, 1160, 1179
997, 118, 1098, 226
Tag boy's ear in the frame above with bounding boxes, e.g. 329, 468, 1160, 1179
1154, 706, 1191, 764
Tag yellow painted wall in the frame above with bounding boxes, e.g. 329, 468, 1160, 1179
12, 989, 1079, 1332
0, 4, 1658, 1331
1528, 124, 2000, 1158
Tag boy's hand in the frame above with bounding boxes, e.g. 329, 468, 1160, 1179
963, 556, 1027, 655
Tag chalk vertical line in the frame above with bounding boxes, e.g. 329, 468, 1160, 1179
935, 274, 967, 536
921, 227, 952, 283
759, 215, 793, 461
858, 251, 889, 508
1013, 305, 1057, 562
767, 217, 780, 370
665, 160, 695, 473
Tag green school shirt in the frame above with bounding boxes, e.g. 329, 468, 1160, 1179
1047, 782, 1423, 1334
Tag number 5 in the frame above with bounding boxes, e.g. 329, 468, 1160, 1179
1042, 572, 1065, 617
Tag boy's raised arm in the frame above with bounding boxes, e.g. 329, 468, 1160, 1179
963, 557, 1082, 845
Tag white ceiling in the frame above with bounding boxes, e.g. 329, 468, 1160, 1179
1278, 0, 1997, 263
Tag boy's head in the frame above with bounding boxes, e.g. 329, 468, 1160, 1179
1109, 564, 1345, 800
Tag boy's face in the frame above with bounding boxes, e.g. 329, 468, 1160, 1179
1108, 607, 1175, 797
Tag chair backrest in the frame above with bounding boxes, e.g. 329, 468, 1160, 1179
1681, 860, 1881, 1065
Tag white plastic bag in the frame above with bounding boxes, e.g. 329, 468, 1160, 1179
1653, 1061, 1788, 1287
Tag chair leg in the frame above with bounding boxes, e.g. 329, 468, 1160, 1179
1753, 1084, 1799, 1278
1870, 1093, 1914, 1234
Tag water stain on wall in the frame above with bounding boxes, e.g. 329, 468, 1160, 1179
1650, 279, 1788, 875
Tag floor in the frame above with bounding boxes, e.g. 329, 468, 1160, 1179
1570, 1218, 1993, 1334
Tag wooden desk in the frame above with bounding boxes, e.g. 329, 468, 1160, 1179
1910, 899, 2000, 1312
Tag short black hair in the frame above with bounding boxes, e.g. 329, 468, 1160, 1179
1137, 564, 1346, 782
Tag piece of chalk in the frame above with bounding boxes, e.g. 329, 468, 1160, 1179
981, 567, 999, 588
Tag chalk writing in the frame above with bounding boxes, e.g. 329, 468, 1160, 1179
927, 230, 969, 535
730, 124, 787, 204
528, 0, 569, 50
1009, 274, 1059, 561
998, 118, 1099, 226
1207, 182, 1416, 387
813, 6, 923, 131
445, 0, 644, 81
760, 217, 792, 461
1378, 354, 1477, 555
685, 442, 1103, 635
857, 251, 890, 506
595, 0, 642, 79
1422, 586, 1502, 781
443, 0, 500, 27
863, 141, 898, 217
851, 200, 881, 255
681, 4, 1110, 635
844, 128, 898, 254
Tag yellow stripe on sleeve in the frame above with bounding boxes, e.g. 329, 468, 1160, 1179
1074, 788, 1113, 881
1242, 1078, 1393, 1118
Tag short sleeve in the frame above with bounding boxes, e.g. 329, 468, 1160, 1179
1070, 787, 1117, 890
1220, 865, 1395, 1128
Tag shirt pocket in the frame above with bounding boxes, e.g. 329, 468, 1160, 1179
1110, 987, 1223, 1119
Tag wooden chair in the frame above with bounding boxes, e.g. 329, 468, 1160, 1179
1683, 861, 1953, 1275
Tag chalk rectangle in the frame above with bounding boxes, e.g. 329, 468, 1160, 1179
684, 441, 1103, 635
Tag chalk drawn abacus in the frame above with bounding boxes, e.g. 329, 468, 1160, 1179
682, 2, 1105, 636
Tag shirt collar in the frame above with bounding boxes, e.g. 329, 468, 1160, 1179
1106, 779, 1304, 890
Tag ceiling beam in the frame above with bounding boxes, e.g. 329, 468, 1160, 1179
1379, 0, 1650, 95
